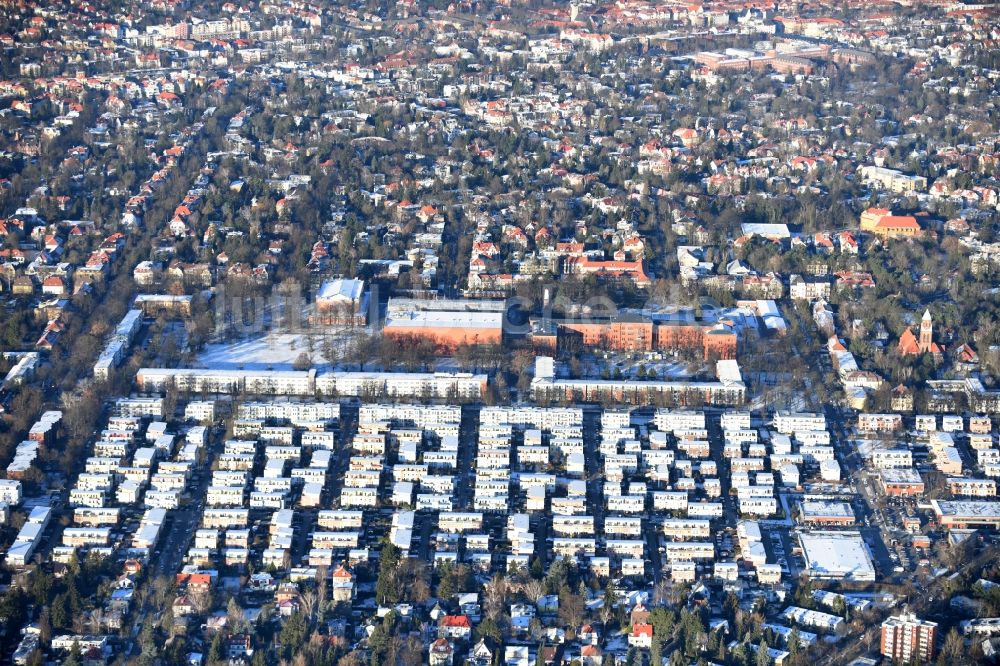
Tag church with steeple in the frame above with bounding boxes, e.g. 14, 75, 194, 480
897, 309, 943, 357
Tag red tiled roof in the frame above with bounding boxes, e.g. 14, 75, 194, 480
632, 623, 653, 637
897, 328, 920, 355
875, 215, 920, 231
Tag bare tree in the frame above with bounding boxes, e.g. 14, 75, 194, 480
300, 590, 318, 623
88, 608, 105, 635
522, 578, 545, 604
316, 566, 328, 620
484, 575, 509, 621
190, 588, 213, 615
651, 578, 673, 607
152, 576, 175, 609
227, 597, 249, 633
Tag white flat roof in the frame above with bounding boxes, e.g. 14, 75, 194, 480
800, 500, 854, 518
317, 278, 364, 302
387, 297, 506, 313
384, 309, 503, 330
879, 467, 923, 484
134, 294, 192, 302
541, 377, 743, 390
932, 500, 1000, 520
717, 360, 743, 385
139, 368, 315, 379
741, 222, 790, 238
799, 531, 875, 580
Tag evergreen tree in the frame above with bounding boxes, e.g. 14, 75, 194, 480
477, 617, 502, 642
650, 639, 662, 666
208, 633, 225, 664
648, 607, 676, 639
755, 640, 770, 666
280, 612, 309, 657
138, 623, 158, 666
530, 556, 544, 580
31, 572, 52, 606
66, 576, 82, 616
375, 542, 401, 605
731, 643, 748, 666
787, 628, 801, 658
50, 593, 70, 630
64, 642, 82, 666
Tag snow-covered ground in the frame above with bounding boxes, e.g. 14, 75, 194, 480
581, 354, 705, 380
196, 333, 335, 370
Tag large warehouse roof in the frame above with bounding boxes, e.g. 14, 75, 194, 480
798, 530, 875, 581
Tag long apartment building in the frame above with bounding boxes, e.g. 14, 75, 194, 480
531, 359, 745, 406
529, 312, 738, 360
136, 367, 486, 400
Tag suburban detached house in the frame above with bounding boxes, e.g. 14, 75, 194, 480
629, 623, 654, 648
440, 614, 472, 640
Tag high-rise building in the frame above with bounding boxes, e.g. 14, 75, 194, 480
881, 613, 937, 663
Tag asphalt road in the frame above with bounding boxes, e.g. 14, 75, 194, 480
156, 425, 230, 569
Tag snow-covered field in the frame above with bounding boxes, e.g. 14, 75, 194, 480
196, 333, 333, 370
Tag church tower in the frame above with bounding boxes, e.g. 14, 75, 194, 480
919, 309, 933, 353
